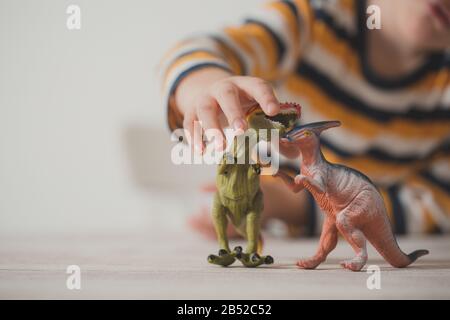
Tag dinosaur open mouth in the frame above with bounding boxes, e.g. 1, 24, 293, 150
245, 102, 301, 133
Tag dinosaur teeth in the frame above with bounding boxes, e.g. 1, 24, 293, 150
279, 102, 301, 117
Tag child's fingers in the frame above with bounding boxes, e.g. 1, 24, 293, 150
182, 113, 195, 146
183, 112, 204, 154
211, 81, 247, 134
196, 96, 226, 151
232, 77, 280, 116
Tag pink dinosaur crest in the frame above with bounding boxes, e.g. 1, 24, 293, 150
286, 120, 341, 141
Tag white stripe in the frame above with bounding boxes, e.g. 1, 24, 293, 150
319, 0, 357, 34
403, 184, 450, 233
278, 86, 442, 157
422, 188, 450, 232
303, 44, 449, 112
443, 88, 450, 107
163, 57, 229, 91
249, 6, 298, 75
246, 33, 271, 76
159, 37, 222, 79
399, 185, 425, 234
215, 33, 255, 76
430, 158, 450, 182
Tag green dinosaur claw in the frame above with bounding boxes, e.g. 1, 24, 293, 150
218, 249, 228, 256
236, 252, 274, 267
233, 246, 243, 254
264, 255, 274, 264
207, 251, 236, 267
251, 253, 261, 262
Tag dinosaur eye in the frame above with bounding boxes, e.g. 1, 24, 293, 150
304, 131, 311, 137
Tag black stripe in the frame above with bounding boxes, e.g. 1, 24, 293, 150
314, 8, 358, 48
305, 190, 317, 237
387, 184, 407, 235
210, 35, 247, 75
244, 18, 286, 64
279, 162, 300, 174
281, 0, 300, 26
356, 0, 448, 89
320, 137, 450, 164
297, 62, 450, 121
420, 171, 450, 194
169, 63, 233, 96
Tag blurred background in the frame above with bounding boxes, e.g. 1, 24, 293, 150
0, 0, 262, 236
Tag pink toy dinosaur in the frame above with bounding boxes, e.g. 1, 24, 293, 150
276, 120, 429, 271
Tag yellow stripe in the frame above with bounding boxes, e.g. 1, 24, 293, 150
423, 208, 439, 233
408, 176, 450, 215
409, 67, 450, 92
216, 40, 244, 75
224, 26, 262, 77
243, 23, 278, 80
312, 20, 361, 74
323, 145, 450, 183
294, 0, 314, 37
313, 19, 450, 92
267, 1, 300, 42
338, 0, 355, 15
322, 147, 415, 180
159, 39, 193, 69
286, 75, 450, 139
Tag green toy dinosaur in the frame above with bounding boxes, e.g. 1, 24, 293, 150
207, 103, 301, 267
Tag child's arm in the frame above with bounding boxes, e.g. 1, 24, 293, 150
160, 0, 314, 152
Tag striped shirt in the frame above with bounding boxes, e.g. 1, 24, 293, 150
161, 0, 450, 234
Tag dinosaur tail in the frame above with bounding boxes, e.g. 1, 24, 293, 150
364, 214, 429, 268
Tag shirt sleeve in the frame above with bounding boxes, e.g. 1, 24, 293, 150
159, 0, 315, 131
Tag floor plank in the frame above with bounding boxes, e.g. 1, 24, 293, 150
0, 232, 449, 299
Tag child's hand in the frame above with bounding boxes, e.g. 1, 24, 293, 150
174, 68, 280, 153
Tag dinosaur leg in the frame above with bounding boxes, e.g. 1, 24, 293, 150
297, 216, 338, 269
336, 211, 368, 272
207, 194, 236, 267
234, 210, 274, 267
235, 192, 273, 268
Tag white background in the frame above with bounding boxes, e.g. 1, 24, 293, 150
0, 0, 262, 235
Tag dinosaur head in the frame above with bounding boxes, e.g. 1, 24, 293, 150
285, 121, 341, 146
246, 102, 301, 135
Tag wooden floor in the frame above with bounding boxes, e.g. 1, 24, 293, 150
1, 231, 449, 299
